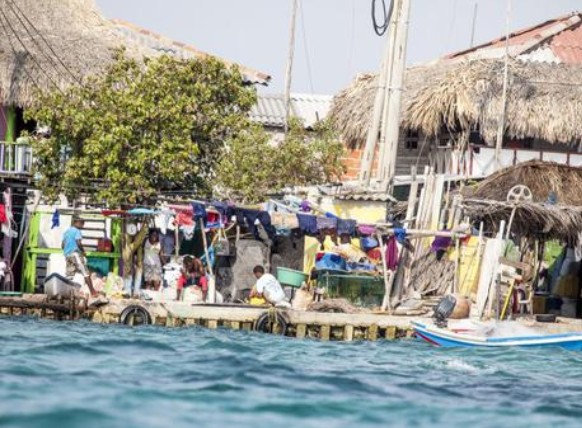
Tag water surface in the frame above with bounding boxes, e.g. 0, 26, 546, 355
1, 317, 581, 428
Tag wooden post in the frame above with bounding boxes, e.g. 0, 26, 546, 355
344, 324, 354, 342
385, 326, 397, 340
320, 325, 331, 341
377, 232, 391, 312
296, 323, 307, 339
367, 324, 379, 341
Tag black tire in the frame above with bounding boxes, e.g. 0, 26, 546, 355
536, 314, 557, 323
254, 311, 288, 335
120, 305, 152, 326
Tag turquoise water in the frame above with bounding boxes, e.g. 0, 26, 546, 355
1, 317, 582, 428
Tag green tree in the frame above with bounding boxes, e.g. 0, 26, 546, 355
216, 118, 346, 203
26, 49, 257, 206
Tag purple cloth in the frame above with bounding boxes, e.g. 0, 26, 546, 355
358, 225, 376, 235
297, 214, 318, 234
386, 236, 399, 271
300, 200, 311, 212
316, 216, 337, 230
337, 219, 357, 236
431, 235, 452, 252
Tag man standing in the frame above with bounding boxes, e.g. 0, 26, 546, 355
250, 265, 287, 306
62, 217, 97, 297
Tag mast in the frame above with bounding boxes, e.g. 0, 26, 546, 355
283, 0, 299, 134
379, 0, 411, 192
358, 28, 394, 188
495, 0, 512, 170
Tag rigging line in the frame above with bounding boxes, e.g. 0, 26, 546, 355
0, 6, 64, 94
0, 7, 42, 92
5, 0, 81, 84
298, 0, 314, 93
346, 0, 357, 76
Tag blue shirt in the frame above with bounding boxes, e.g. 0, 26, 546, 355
63, 226, 82, 257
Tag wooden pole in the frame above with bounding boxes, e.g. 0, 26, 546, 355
494, 0, 512, 170
358, 21, 394, 187
283, 0, 299, 134
381, 0, 412, 192
377, 232, 391, 312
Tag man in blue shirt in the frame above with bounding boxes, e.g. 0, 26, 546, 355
62, 217, 97, 297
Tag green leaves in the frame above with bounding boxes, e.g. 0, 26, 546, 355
26, 49, 256, 207
215, 118, 346, 203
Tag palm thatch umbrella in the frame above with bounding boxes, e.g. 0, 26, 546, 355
462, 160, 582, 205
330, 59, 582, 147
0, 0, 153, 108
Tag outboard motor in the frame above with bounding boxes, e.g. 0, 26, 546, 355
433, 295, 457, 328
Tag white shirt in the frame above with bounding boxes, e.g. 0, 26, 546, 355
256, 273, 286, 304
144, 240, 162, 267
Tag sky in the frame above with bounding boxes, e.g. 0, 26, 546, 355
96, 0, 581, 95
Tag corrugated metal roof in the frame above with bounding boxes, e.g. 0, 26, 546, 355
336, 193, 396, 202
110, 19, 271, 85
250, 93, 333, 128
445, 12, 582, 65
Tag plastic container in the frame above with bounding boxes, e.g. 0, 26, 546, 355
277, 267, 308, 288
44, 273, 81, 298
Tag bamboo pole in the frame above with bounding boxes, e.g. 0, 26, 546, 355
378, 232, 392, 313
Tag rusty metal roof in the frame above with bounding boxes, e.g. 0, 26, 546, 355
111, 19, 271, 85
446, 12, 582, 65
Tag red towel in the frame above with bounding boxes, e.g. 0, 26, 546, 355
0, 204, 7, 223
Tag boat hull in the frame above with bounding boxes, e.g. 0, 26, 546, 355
412, 321, 582, 350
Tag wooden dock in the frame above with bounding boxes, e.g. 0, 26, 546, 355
0, 294, 419, 341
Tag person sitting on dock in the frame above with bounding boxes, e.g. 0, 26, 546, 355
176, 256, 208, 301
250, 265, 288, 307
62, 217, 97, 298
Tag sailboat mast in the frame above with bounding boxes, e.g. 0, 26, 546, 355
379, 0, 411, 192
283, 0, 299, 134
495, 0, 512, 170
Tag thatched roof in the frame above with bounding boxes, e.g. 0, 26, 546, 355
462, 160, 582, 205
0, 0, 151, 106
330, 59, 582, 147
461, 199, 582, 242
0, 0, 270, 108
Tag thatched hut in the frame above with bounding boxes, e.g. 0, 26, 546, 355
331, 12, 582, 180
0, 0, 269, 141
457, 161, 582, 242
462, 160, 582, 205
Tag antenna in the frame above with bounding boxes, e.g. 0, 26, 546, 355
470, 3, 478, 48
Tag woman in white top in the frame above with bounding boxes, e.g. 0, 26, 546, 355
144, 230, 164, 290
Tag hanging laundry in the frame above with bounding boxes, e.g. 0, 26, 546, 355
0, 204, 7, 224
386, 236, 399, 271
358, 224, 376, 235
192, 202, 208, 225
175, 211, 194, 226
316, 216, 337, 231
211, 201, 235, 221
297, 213, 318, 235
51, 209, 60, 229
431, 234, 452, 252
337, 219, 357, 236
235, 209, 276, 239
271, 212, 299, 229
300, 200, 311, 212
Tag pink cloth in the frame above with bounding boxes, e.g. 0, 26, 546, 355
386, 236, 399, 271
358, 224, 376, 235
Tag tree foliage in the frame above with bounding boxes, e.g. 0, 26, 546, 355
26, 49, 256, 207
216, 118, 346, 203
